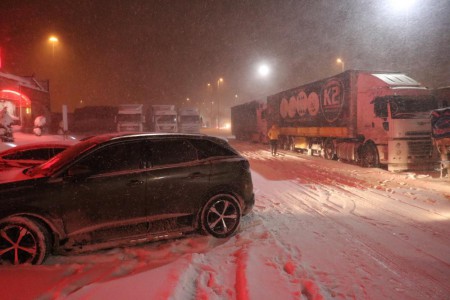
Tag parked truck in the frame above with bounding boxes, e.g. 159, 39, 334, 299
148, 104, 178, 133
231, 100, 268, 143
178, 107, 202, 134
116, 104, 145, 132
266, 70, 439, 171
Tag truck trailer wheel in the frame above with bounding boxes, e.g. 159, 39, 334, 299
360, 142, 379, 168
324, 139, 337, 160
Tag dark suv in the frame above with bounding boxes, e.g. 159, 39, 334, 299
0, 133, 254, 265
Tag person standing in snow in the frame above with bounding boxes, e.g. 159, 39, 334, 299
0, 106, 15, 142
267, 124, 280, 156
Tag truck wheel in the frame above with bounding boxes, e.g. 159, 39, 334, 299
282, 138, 290, 150
360, 142, 379, 168
259, 133, 266, 144
0, 216, 51, 265
324, 139, 336, 160
289, 138, 296, 151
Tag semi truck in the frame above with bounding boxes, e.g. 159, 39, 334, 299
231, 100, 268, 143
266, 70, 438, 172
116, 104, 145, 132
148, 104, 178, 133
178, 107, 202, 134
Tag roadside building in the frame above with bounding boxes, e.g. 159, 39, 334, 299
0, 71, 50, 132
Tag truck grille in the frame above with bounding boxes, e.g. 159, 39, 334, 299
407, 140, 433, 157
405, 131, 430, 136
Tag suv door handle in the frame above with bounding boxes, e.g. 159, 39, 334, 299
127, 179, 144, 186
188, 172, 203, 179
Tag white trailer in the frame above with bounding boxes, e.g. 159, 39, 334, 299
116, 104, 145, 132
150, 105, 178, 133
178, 107, 201, 134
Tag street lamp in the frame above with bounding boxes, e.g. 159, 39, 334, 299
49, 36, 59, 58
258, 64, 270, 77
336, 58, 345, 72
389, 0, 416, 11
217, 78, 223, 128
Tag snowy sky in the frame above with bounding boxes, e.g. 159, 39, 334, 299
1, 0, 449, 111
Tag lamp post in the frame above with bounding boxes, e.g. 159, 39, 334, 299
217, 78, 223, 128
336, 58, 345, 72
49, 36, 59, 58
207, 83, 212, 127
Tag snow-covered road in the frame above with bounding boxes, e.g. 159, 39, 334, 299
237, 141, 450, 299
1, 138, 449, 300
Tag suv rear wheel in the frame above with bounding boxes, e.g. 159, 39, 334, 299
200, 194, 241, 238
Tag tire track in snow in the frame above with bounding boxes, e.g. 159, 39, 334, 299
165, 210, 325, 300
280, 182, 450, 299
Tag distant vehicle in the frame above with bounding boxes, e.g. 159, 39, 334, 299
115, 104, 145, 132
148, 105, 178, 132
231, 100, 268, 143
0, 133, 254, 265
265, 70, 439, 172
0, 142, 71, 168
178, 107, 202, 134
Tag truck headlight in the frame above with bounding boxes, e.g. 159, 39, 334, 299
395, 143, 402, 155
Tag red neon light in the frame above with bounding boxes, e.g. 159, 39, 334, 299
0, 89, 31, 107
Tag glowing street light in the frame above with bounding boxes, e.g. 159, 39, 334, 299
48, 36, 59, 58
389, 0, 416, 11
258, 64, 270, 77
336, 58, 345, 72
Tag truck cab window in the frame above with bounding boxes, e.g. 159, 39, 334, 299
374, 99, 388, 118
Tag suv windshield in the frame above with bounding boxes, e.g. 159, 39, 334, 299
27, 139, 100, 176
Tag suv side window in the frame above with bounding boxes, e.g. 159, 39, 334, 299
146, 139, 198, 167
76, 141, 143, 174
189, 139, 236, 159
